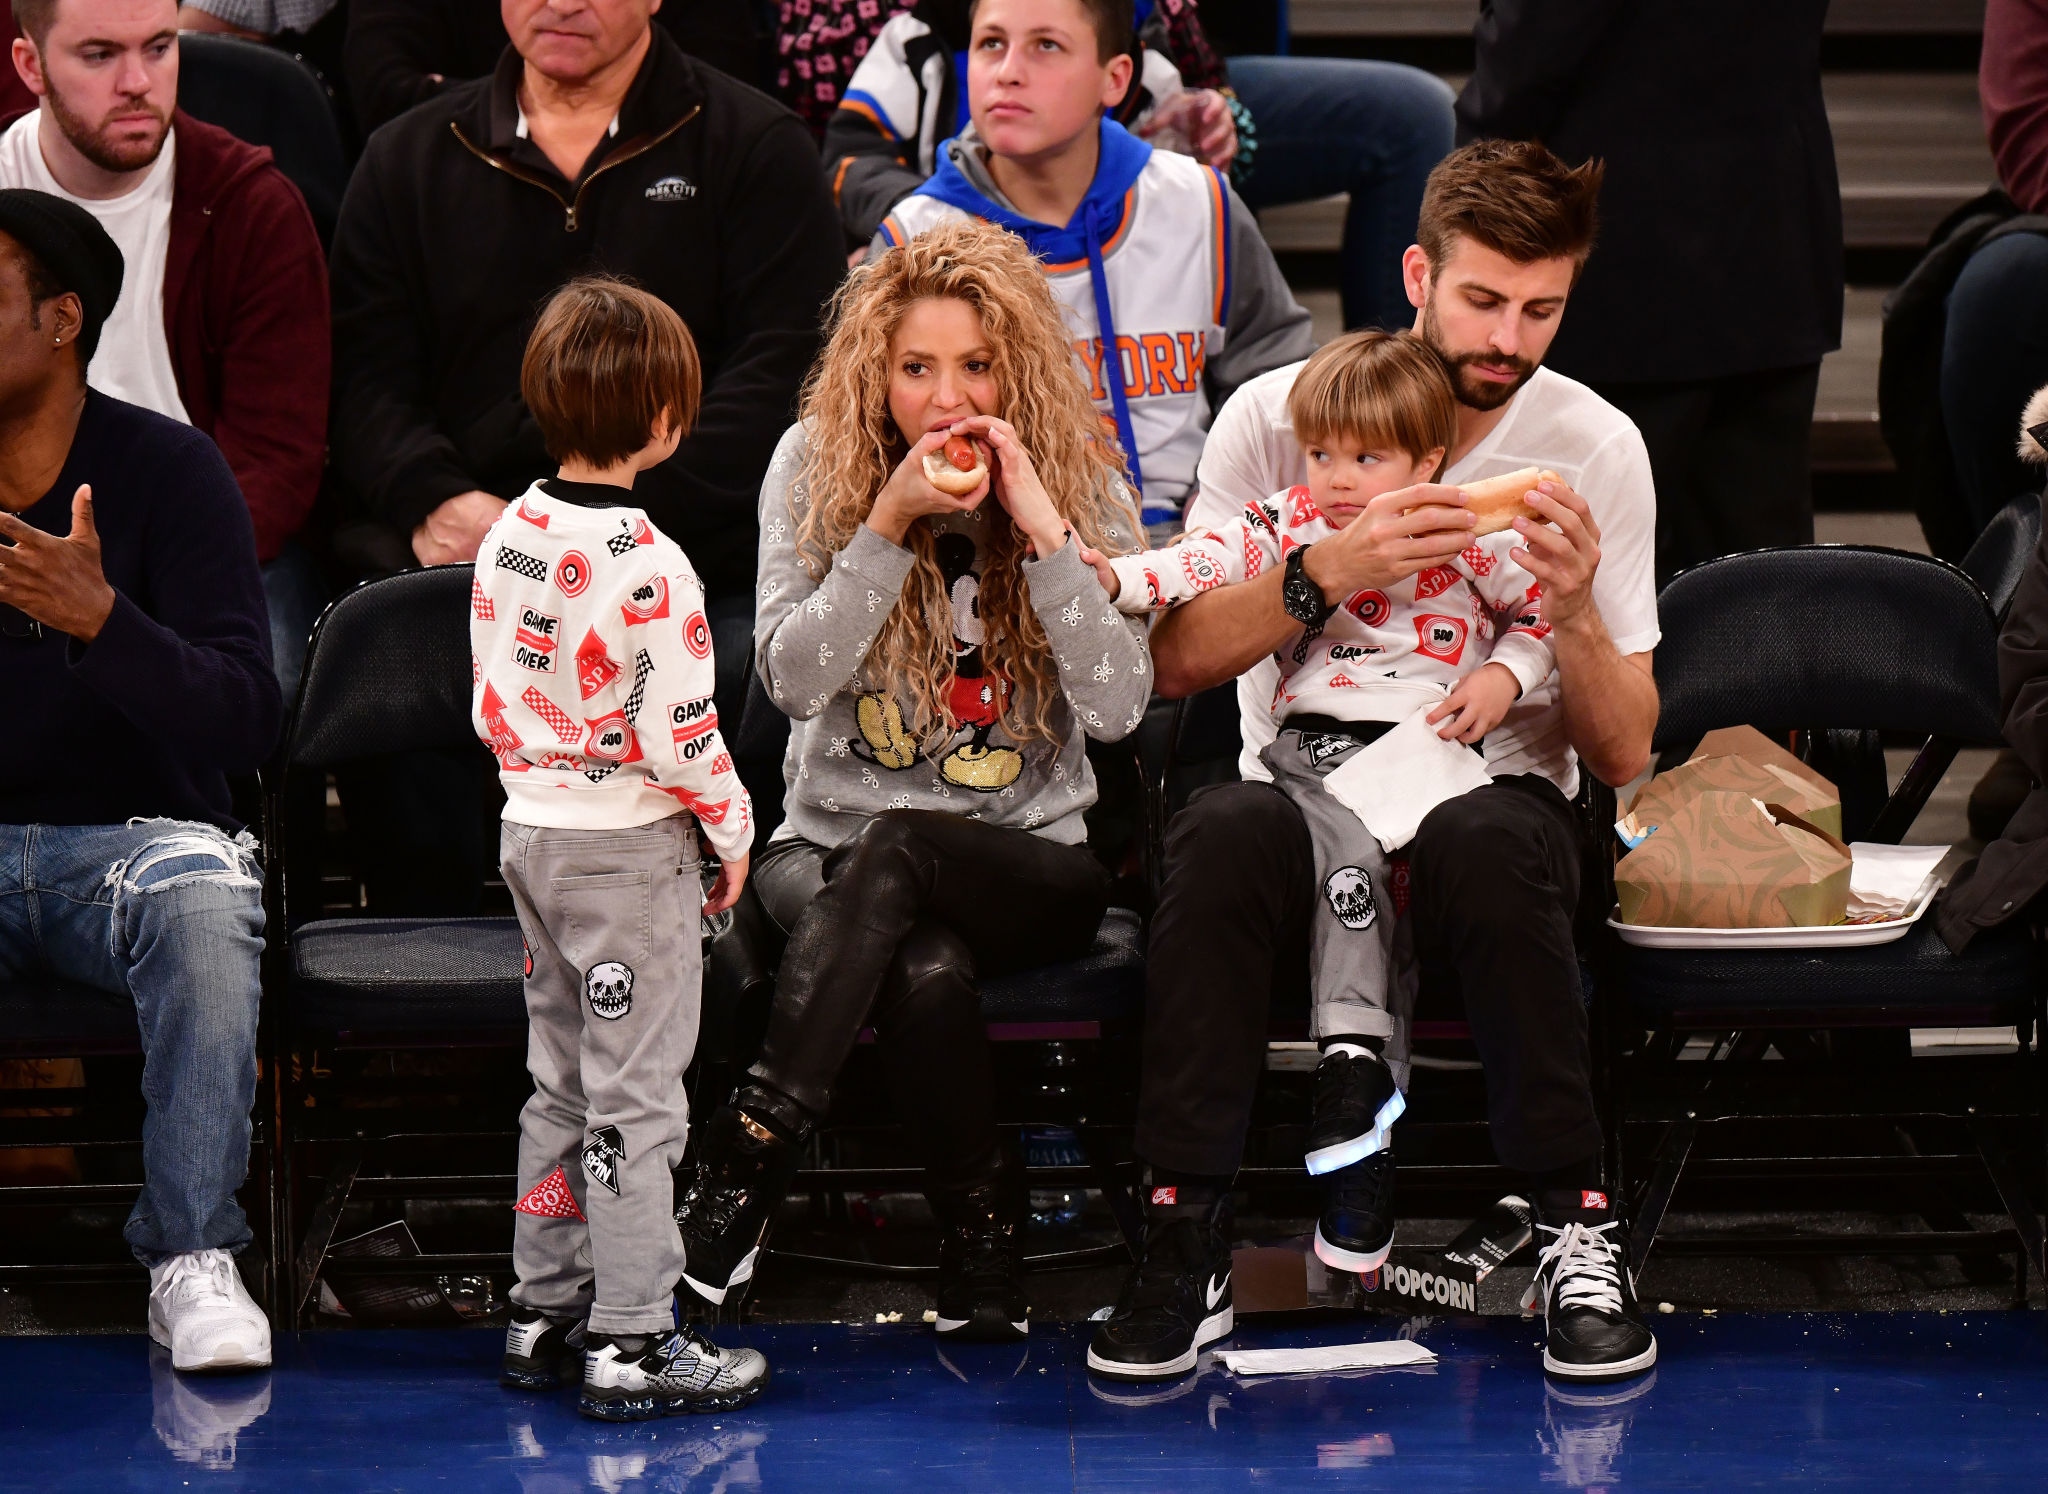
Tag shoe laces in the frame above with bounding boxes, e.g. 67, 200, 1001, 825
1122, 1219, 1214, 1315
1313, 1050, 1378, 1109
949, 1221, 1018, 1293
1330, 1150, 1396, 1207
677, 1163, 746, 1234
1526, 1221, 1627, 1316
157, 1250, 242, 1310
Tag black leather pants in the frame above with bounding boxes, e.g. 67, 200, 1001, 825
750, 809, 1110, 1189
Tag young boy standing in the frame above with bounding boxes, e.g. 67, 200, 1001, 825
1086, 331, 1556, 1280
875, 0, 1312, 535
472, 278, 764, 1420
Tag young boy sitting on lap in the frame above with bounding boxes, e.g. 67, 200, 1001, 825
1085, 330, 1557, 1275
877, 0, 1311, 536
472, 278, 763, 1420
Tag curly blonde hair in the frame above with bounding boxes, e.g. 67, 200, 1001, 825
793, 218, 1138, 748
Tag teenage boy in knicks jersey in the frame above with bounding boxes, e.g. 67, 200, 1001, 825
875, 0, 1311, 536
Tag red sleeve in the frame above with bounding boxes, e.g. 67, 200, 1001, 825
205, 168, 331, 563
1984, 0, 2048, 214
0, 8, 32, 119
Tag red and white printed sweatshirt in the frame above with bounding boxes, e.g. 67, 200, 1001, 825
469, 484, 753, 863
1107, 484, 1556, 723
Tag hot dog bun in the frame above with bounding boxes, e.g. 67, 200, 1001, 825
1459, 466, 1560, 537
923, 435, 989, 497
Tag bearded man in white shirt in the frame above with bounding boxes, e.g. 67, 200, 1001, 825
1087, 139, 1665, 1388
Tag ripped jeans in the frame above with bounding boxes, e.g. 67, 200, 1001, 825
0, 820, 265, 1265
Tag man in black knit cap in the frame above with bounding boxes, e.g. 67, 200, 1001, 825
0, 188, 281, 1373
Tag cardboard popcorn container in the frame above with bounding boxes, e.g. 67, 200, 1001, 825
1627, 725, 1842, 842
1614, 792, 1853, 928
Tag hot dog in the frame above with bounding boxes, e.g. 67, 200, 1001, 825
923, 432, 990, 497
1458, 466, 1561, 537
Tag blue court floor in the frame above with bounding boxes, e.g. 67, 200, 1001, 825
0, 1313, 2044, 1491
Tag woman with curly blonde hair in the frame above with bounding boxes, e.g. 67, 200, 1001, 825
674, 219, 1150, 1340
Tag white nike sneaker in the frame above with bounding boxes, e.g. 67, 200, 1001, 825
148, 1250, 273, 1373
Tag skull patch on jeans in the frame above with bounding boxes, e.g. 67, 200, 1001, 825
1324, 866, 1378, 931
585, 960, 635, 1019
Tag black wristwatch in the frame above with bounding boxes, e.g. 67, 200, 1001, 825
1282, 543, 1335, 626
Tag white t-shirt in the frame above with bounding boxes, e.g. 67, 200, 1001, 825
0, 111, 188, 422
1192, 363, 1660, 797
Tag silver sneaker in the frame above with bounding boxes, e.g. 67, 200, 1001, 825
578, 1326, 770, 1421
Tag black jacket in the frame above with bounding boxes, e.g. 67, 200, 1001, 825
328, 29, 841, 602
1940, 491, 2048, 950
1456, 0, 1843, 386
0, 393, 280, 833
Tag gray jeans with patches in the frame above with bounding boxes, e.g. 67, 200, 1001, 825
1259, 728, 1413, 1086
502, 815, 702, 1336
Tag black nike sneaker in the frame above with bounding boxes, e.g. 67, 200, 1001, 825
1086, 1199, 1234, 1380
579, 1325, 770, 1421
1523, 1207, 1658, 1381
1304, 1048, 1405, 1176
933, 1178, 1029, 1341
1312, 1146, 1396, 1273
673, 1106, 804, 1308
500, 1304, 586, 1390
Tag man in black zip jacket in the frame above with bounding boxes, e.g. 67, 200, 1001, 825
329, 0, 839, 630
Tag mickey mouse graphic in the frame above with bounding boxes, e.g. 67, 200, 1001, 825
853, 532, 1024, 790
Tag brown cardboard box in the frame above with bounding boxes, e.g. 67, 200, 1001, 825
1614, 793, 1853, 928
1692, 725, 1834, 801
1629, 728, 1842, 842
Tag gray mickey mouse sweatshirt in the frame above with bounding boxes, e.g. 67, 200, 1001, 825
755, 422, 1152, 848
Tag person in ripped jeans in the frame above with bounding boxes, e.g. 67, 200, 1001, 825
0, 190, 282, 1373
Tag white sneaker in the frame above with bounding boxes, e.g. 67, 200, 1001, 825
148, 1249, 272, 1372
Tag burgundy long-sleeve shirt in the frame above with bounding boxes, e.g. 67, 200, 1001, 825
1985, 0, 2048, 213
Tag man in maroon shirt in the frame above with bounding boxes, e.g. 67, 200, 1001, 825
6, 0, 329, 686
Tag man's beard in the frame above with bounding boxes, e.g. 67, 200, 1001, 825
46, 84, 169, 174
1420, 296, 1538, 413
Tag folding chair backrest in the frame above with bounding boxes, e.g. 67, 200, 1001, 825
1961, 492, 2043, 619
289, 567, 480, 767
177, 32, 350, 245
1651, 546, 2003, 753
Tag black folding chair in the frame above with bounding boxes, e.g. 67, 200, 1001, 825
178, 32, 350, 246
1610, 546, 2047, 1291
266, 566, 525, 1323
1962, 491, 2043, 620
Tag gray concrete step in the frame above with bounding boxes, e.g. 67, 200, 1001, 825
1286, 0, 1984, 40
1255, 74, 1993, 255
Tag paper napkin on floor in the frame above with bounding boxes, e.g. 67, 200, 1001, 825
1845, 842, 1951, 919
1218, 1340, 1437, 1377
1320, 707, 1492, 854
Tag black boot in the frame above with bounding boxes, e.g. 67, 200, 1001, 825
673, 1090, 808, 1308
1086, 1189, 1234, 1380
931, 1169, 1028, 1341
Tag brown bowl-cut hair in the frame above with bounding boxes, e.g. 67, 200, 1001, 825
1288, 330, 1457, 477
522, 276, 701, 468
1416, 138, 1603, 275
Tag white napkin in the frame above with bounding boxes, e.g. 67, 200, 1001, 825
1219, 1340, 1437, 1377
1321, 707, 1494, 854
1846, 842, 1951, 920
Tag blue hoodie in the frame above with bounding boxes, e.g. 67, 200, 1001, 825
914, 118, 1163, 500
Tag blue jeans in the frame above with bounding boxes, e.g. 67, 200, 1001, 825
260, 540, 328, 701
0, 820, 265, 1265
1229, 55, 1456, 331
1942, 230, 2048, 535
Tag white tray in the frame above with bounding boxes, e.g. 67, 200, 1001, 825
1607, 881, 1938, 950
